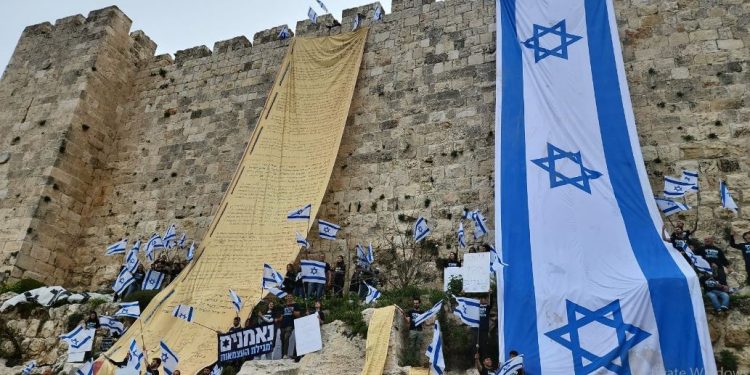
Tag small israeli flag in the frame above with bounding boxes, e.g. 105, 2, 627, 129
489, 245, 508, 274
414, 217, 431, 242
301, 259, 327, 284
106, 238, 128, 255
115, 301, 141, 318
682, 170, 699, 192
187, 241, 195, 261
160, 340, 179, 375
413, 300, 443, 327
229, 289, 243, 312
60, 326, 95, 351
684, 248, 712, 274
267, 287, 287, 299
316, 0, 329, 12
210, 364, 222, 375
163, 224, 177, 249
497, 355, 524, 375
21, 360, 36, 375
112, 268, 135, 295
318, 219, 340, 240
453, 296, 480, 328
145, 233, 164, 262
142, 270, 165, 290
172, 304, 195, 322
124, 248, 139, 273
278, 25, 290, 40
178, 233, 187, 248
663, 176, 693, 198
308, 7, 318, 22
367, 242, 375, 264
98, 316, 125, 336
471, 210, 488, 239
288, 203, 312, 221
720, 180, 738, 213
296, 231, 310, 249
654, 197, 690, 217
425, 320, 445, 375
373, 5, 383, 21
352, 14, 361, 30
457, 222, 466, 248
75, 360, 93, 375
364, 282, 381, 304
127, 338, 145, 371
263, 263, 284, 289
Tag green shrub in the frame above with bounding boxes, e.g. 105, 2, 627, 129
323, 297, 368, 338
66, 312, 85, 331
0, 278, 45, 294
86, 298, 108, 309
221, 365, 238, 375
121, 290, 160, 310
716, 350, 738, 371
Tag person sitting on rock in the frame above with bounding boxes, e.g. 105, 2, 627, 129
729, 230, 750, 285
700, 264, 731, 313
696, 236, 732, 284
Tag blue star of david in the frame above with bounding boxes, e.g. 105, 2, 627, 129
71, 338, 79, 345
531, 143, 602, 194
311, 268, 318, 275
161, 353, 169, 362
522, 20, 582, 63
179, 314, 188, 319
545, 300, 651, 374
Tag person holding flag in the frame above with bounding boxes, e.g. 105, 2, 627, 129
729, 230, 750, 286
496, 351, 524, 375
332, 255, 346, 297
160, 341, 179, 375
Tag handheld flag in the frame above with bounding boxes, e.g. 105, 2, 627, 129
124, 247, 140, 273
262, 263, 284, 289
145, 233, 164, 262
210, 364, 222, 375
163, 224, 177, 249
352, 14, 361, 30
229, 289, 243, 312
425, 320, 445, 375
59, 326, 95, 351
106, 238, 128, 255
318, 219, 340, 240
471, 210, 488, 239
457, 222, 466, 248
300, 259, 327, 284
489, 245, 508, 274
278, 25, 290, 40
99, 316, 125, 336
453, 296, 480, 328
160, 340, 180, 375
172, 304, 195, 322
112, 268, 135, 296
367, 242, 375, 264
356, 243, 374, 266
681, 170, 699, 192
655, 197, 690, 217
21, 360, 36, 375
413, 300, 443, 327
720, 180, 738, 213
142, 270, 165, 290
266, 287, 287, 299
364, 282, 381, 304
414, 217, 431, 242
295, 231, 310, 249
307, 7, 318, 23
187, 241, 195, 261
684, 247, 712, 274
75, 360, 93, 375
287, 203, 312, 221
497, 355, 524, 375
127, 338, 145, 371
373, 5, 383, 21
663, 176, 693, 198
316, 0, 329, 12
115, 301, 141, 318
178, 233, 187, 248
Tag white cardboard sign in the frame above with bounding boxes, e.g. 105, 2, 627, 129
294, 313, 322, 355
462, 252, 491, 293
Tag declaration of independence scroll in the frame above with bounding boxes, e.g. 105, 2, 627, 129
98, 28, 368, 374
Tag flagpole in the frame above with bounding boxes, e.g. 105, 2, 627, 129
138, 319, 148, 357
191, 320, 220, 333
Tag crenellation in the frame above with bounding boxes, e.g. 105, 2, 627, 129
252, 25, 293, 45
129, 30, 157, 59
213, 36, 251, 55
174, 45, 212, 66
21, 22, 53, 37
54, 15, 86, 28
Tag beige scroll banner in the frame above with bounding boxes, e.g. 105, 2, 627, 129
361, 305, 396, 375
97, 27, 368, 375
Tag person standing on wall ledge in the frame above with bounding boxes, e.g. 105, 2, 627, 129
332, 255, 346, 297
405, 296, 423, 359
729, 230, 750, 285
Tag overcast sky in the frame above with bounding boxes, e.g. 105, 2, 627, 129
0, 0, 391, 72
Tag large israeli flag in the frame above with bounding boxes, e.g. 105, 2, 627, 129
495, 0, 714, 373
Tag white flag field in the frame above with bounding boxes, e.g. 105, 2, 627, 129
495, 0, 714, 373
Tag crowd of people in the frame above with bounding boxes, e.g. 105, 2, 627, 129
115, 253, 188, 301
280, 254, 382, 300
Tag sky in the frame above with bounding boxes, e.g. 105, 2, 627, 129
0, 0, 391, 72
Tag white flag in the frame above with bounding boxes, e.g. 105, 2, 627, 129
300, 259, 327, 284
457, 222, 466, 248
115, 301, 141, 318
307, 7, 318, 23
126, 338, 145, 372
163, 224, 177, 248
489, 245, 508, 274
720, 180, 738, 213
453, 296, 480, 328
424, 320, 445, 375
413, 300, 442, 327
288, 203, 312, 221
295, 231, 310, 249
229, 289, 243, 312
172, 304, 195, 322
414, 217, 431, 242
471, 210, 489, 239
655, 197, 690, 216
145, 233, 164, 262
60, 326, 95, 352
663, 176, 693, 198
141, 270, 165, 290
98, 316, 124, 336
160, 340, 179, 375
112, 268, 135, 295
318, 220, 340, 240
106, 238, 128, 255
124, 247, 140, 273
262, 263, 284, 289
681, 170, 699, 192
364, 282, 381, 304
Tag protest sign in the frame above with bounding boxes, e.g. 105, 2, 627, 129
463, 252, 490, 293
217, 323, 275, 363
294, 313, 322, 355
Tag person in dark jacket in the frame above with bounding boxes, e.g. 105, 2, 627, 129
332, 255, 346, 297
696, 236, 731, 284
729, 230, 750, 285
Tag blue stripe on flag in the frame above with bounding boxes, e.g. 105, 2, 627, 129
584, 0, 704, 369
499, 0, 541, 370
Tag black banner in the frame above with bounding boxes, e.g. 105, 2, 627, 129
217, 324, 275, 363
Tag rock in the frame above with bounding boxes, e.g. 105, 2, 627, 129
239, 359, 300, 375
724, 328, 750, 349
